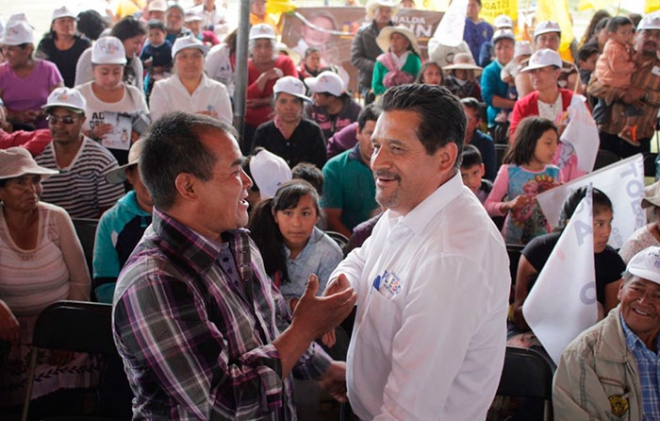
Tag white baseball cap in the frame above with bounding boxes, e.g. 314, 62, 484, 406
52, 6, 77, 22
492, 29, 515, 45
249, 23, 276, 40
171, 34, 209, 58
42, 87, 87, 114
274, 76, 312, 102
521, 49, 562, 72
184, 10, 203, 23
148, 0, 167, 12
249, 149, 292, 200
534, 21, 561, 38
638, 14, 660, 31
627, 246, 660, 285
106, 140, 147, 185
494, 15, 513, 29
305, 71, 345, 96
1, 21, 34, 45
92, 36, 127, 65
6, 13, 31, 27
514, 41, 533, 60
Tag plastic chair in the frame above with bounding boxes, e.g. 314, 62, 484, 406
21, 301, 128, 421
496, 347, 555, 420
325, 231, 350, 254
71, 218, 99, 277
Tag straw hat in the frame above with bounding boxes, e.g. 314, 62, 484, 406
366, 0, 400, 19
443, 52, 482, 76
105, 140, 146, 185
376, 25, 420, 56
0, 147, 58, 181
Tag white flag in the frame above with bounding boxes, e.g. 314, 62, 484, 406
536, 154, 645, 249
523, 187, 598, 365
561, 94, 599, 173
432, 0, 468, 46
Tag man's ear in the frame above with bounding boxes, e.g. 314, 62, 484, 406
436, 142, 459, 172
174, 173, 198, 202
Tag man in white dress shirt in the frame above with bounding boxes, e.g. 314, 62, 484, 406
149, 34, 232, 124
326, 84, 511, 420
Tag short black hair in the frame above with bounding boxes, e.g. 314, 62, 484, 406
578, 43, 599, 62
77, 10, 109, 41
460, 97, 481, 116
110, 16, 147, 42
607, 16, 633, 34
291, 162, 324, 196
461, 144, 483, 169
378, 84, 466, 167
557, 187, 613, 229
140, 112, 235, 211
147, 19, 166, 33
357, 103, 381, 132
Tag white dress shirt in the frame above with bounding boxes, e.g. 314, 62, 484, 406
149, 73, 232, 125
332, 172, 511, 420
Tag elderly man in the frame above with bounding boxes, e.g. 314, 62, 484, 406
113, 112, 357, 419
149, 34, 232, 124
588, 14, 660, 159
554, 246, 660, 420
325, 85, 511, 419
350, 0, 399, 104
36, 87, 124, 219
515, 20, 581, 98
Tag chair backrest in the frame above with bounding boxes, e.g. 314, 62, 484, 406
495, 144, 509, 169
325, 230, 350, 255
497, 347, 554, 400
72, 218, 99, 277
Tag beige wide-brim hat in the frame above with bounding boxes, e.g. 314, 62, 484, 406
643, 181, 660, 208
377, 25, 420, 56
366, 0, 400, 19
443, 52, 482, 76
0, 147, 58, 181
105, 140, 146, 185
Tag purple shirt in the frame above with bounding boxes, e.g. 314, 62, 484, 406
0, 60, 62, 129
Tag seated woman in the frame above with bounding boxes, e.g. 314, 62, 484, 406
372, 25, 421, 96
0, 21, 63, 130
251, 76, 326, 169
414, 61, 444, 86
37, 6, 92, 88
443, 52, 483, 101
0, 148, 94, 408
619, 181, 660, 263
76, 36, 149, 166
509, 187, 625, 349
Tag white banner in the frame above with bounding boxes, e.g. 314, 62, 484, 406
536, 154, 645, 249
561, 94, 599, 173
523, 188, 598, 365
432, 0, 468, 46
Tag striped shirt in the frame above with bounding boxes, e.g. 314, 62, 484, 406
112, 209, 332, 420
622, 315, 660, 421
36, 137, 124, 219
587, 54, 660, 140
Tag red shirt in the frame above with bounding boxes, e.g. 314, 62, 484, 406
246, 55, 298, 127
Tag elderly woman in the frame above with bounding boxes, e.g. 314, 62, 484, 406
75, 16, 147, 93
250, 76, 326, 169
0, 147, 93, 407
37, 6, 92, 88
510, 49, 585, 181
443, 52, 483, 101
164, 4, 191, 44
245, 23, 298, 151
619, 181, 660, 263
76, 37, 150, 166
372, 25, 421, 96
0, 21, 64, 130
509, 187, 625, 348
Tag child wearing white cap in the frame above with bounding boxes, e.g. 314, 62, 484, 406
36, 6, 91, 88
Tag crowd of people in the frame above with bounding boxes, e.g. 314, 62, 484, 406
1, 0, 660, 419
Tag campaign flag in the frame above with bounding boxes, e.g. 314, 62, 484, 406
432, 0, 468, 46
577, 0, 617, 11
536, 154, 645, 249
481, 0, 518, 27
561, 94, 599, 173
647, 0, 660, 13
523, 187, 598, 365
535, 0, 575, 59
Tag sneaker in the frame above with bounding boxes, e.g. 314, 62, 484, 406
619, 125, 641, 147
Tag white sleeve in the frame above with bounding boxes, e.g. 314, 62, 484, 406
215, 84, 233, 126
149, 81, 168, 122
74, 48, 93, 87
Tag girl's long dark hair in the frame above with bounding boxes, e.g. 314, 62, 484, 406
504, 116, 558, 166
248, 180, 320, 285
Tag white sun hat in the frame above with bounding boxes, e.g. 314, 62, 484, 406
171, 34, 210, 58
521, 49, 562, 73
376, 25, 420, 56
273, 76, 312, 102
627, 246, 660, 285
42, 87, 87, 114
304, 71, 345, 96
92, 36, 127, 65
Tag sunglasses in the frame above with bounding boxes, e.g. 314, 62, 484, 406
47, 115, 79, 125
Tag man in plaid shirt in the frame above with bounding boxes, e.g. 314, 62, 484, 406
112, 112, 356, 420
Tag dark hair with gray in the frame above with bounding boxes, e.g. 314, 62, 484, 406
378, 84, 466, 167
248, 38, 278, 61
139, 112, 236, 211
357, 103, 381, 132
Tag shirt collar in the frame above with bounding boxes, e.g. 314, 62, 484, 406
621, 313, 660, 354
386, 170, 463, 237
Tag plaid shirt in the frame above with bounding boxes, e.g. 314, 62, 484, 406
587, 54, 660, 140
112, 209, 331, 420
622, 315, 660, 421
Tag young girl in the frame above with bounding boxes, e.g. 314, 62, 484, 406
249, 180, 343, 311
485, 117, 562, 245
415, 61, 444, 86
